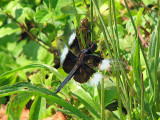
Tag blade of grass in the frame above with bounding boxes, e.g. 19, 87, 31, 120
148, 26, 158, 119
112, 0, 124, 119
90, 0, 93, 42
92, 0, 133, 119
123, 1, 156, 119
101, 77, 105, 120
0, 82, 91, 120
72, 88, 101, 114
141, 70, 144, 120
156, 7, 160, 111
123, 0, 137, 35
72, 0, 86, 48
90, 2, 113, 119
153, 17, 159, 110
72, 92, 101, 119
123, 0, 153, 91
29, 96, 46, 120
111, 0, 135, 119
91, 0, 113, 58
92, 0, 132, 91
0, 64, 64, 81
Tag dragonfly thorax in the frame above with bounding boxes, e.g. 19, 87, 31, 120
85, 43, 97, 54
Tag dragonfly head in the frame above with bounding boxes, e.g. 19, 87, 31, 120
80, 18, 89, 28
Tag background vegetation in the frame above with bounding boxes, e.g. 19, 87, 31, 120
0, 0, 159, 120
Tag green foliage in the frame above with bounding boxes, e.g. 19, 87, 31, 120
0, 0, 159, 120
7, 93, 32, 120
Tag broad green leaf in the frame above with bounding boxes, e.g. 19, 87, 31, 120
37, 47, 53, 65
29, 96, 46, 120
54, 0, 72, 16
148, 24, 159, 95
15, 8, 23, 20
60, 6, 75, 14
23, 41, 39, 60
72, 87, 101, 118
43, 0, 58, 9
135, 8, 144, 27
7, 39, 27, 58
60, 6, 87, 15
0, 14, 6, 27
42, 23, 56, 33
7, 93, 32, 120
104, 86, 118, 106
23, 7, 35, 21
126, 17, 136, 35
0, 64, 64, 81
0, 82, 91, 120
34, 9, 51, 23
142, 0, 156, 6
73, 92, 101, 119
29, 70, 45, 84
5, 2, 27, 26
116, 24, 126, 38
0, 0, 11, 7
0, 52, 14, 74
122, 35, 135, 52
76, 7, 87, 15
131, 38, 141, 99
0, 23, 20, 38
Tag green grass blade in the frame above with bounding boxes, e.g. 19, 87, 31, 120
29, 96, 46, 120
72, 88, 101, 114
0, 64, 64, 81
0, 82, 91, 120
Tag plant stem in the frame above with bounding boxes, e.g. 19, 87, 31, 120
0, 7, 52, 52
112, 0, 124, 118
141, 73, 144, 120
49, 0, 54, 24
91, 0, 113, 58
90, 0, 93, 42
72, 0, 86, 48
101, 77, 105, 120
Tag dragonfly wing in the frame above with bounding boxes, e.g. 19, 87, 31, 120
80, 72, 115, 90
60, 45, 77, 73
99, 58, 127, 71
73, 63, 95, 83
68, 30, 81, 55
83, 54, 103, 68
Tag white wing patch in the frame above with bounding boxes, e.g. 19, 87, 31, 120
60, 45, 69, 64
99, 59, 110, 71
89, 72, 102, 86
68, 32, 76, 46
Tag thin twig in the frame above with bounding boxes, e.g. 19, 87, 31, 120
0, 7, 53, 53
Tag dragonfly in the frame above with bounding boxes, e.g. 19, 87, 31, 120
52, 18, 92, 69
52, 19, 126, 94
